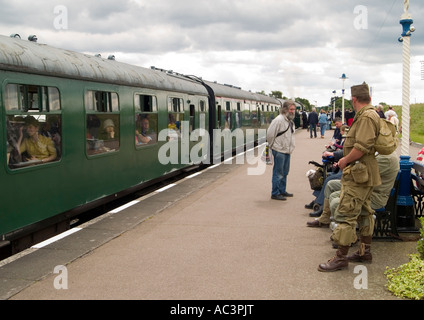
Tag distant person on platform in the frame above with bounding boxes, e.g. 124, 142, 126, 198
308, 108, 319, 139
318, 109, 328, 139
345, 108, 355, 126
302, 110, 308, 129
384, 106, 398, 119
376, 105, 385, 118
267, 100, 296, 201
335, 108, 342, 119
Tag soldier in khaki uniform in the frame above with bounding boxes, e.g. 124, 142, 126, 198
318, 82, 381, 272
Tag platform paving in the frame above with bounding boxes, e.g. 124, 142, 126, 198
1, 128, 421, 301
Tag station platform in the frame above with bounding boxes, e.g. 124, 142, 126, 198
1, 129, 420, 301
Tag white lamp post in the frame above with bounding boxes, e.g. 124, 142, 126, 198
332, 90, 336, 120
397, 0, 416, 231
340, 73, 348, 124
398, 0, 415, 156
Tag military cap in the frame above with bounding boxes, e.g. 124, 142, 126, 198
351, 82, 370, 98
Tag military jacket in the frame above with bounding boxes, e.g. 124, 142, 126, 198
342, 104, 382, 187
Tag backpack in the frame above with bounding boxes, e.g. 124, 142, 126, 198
374, 118, 398, 155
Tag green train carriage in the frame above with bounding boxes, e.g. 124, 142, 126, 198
0, 34, 281, 253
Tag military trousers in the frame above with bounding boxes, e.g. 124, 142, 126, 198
331, 183, 374, 246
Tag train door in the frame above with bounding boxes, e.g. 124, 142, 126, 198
188, 98, 209, 165
235, 102, 242, 129
243, 102, 251, 127
224, 101, 232, 131
189, 103, 195, 133
217, 104, 222, 129
167, 96, 184, 141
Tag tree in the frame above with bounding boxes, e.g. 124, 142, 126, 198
295, 97, 312, 111
333, 97, 352, 111
271, 91, 283, 99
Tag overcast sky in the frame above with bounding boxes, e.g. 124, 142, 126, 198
1, 0, 424, 107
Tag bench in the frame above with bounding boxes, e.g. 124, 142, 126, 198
373, 162, 424, 240
411, 162, 424, 219
373, 171, 401, 240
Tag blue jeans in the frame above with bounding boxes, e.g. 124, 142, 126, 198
309, 124, 317, 138
272, 150, 291, 196
320, 124, 326, 137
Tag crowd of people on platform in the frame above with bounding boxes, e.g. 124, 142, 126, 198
301, 103, 400, 141
266, 82, 410, 272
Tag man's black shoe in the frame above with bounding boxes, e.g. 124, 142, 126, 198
309, 206, 323, 217
281, 192, 293, 197
305, 201, 315, 209
271, 195, 287, 201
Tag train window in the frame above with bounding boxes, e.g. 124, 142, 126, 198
168, 97, 183, 113
48, 87, 61, 111
85, 90, 120, 155
4, 83, 62, 169
85, 91, 119, 112
168, 97, 184, 140
225, 101, 231, 111
5, 84, 61, 112
135, 94, 158, 147
135, 94, 157, 113
4, 84, 19, 110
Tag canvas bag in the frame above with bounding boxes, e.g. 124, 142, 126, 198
374, 118, 398, 155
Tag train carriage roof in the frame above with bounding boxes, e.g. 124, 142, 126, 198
0, 35, 282, 106
204, 80, 280, 105
0, 35, 207, 96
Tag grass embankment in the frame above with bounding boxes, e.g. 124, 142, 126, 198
391, 103, 424, 145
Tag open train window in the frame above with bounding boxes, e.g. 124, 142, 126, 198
4, 83, 62, 169
85, 91, 119, 112
5, 84, 61, 112
135, 94, 157, 113
168, 97, 184, 141
85, 90, 120, 156
135, 94, 158, 147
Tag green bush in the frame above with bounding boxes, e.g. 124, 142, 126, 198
385, 217, 424, 300
417, 217, 424, 260
385, 254, 424, 300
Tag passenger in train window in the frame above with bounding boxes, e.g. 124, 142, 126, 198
6, 117, 23, 165
168, 113, 181, 141
135, 116, 157, 145
100, 119, 117, 140
86, 114, 101, 139
40, 116, 62, 158
99, 118, 120, 152
17, 116, 57, 164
